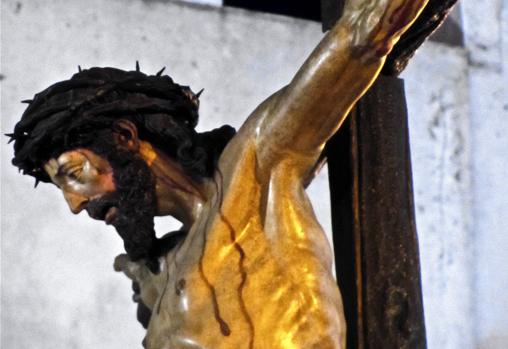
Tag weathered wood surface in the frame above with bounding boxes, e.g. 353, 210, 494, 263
320, 0, 461, 347
326, 77, 427, 349
354, 77, 427, 349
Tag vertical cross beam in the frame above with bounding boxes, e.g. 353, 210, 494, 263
322, 1, 431, 347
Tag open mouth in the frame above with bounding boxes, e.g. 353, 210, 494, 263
104, 206, 119, 225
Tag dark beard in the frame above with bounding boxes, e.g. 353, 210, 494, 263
85, 147, 159, 271
82, 141, 188, 328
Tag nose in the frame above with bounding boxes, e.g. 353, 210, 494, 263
62, 191, 89, 214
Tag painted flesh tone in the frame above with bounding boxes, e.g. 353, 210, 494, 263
113, 0, 428, 348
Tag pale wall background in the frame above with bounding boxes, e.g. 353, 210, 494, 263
1, 0, 506, 348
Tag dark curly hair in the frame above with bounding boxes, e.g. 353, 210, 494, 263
9, 65, 236, 185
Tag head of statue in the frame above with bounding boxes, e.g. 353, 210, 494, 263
9, 66, 235, 269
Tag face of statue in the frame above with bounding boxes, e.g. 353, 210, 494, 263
44, 149, 117, 219
43, 123, 159, 261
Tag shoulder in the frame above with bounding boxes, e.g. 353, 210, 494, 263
216, 85, 319, 184
216, 90, 280, 181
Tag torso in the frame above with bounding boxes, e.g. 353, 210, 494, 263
143, 109, 345, 349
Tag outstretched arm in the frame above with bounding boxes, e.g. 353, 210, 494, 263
256, 0, 428, 168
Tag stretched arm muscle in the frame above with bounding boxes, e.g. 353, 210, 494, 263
255, 0, 428, 168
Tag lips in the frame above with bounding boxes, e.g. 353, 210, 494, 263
105, 206, 119, 225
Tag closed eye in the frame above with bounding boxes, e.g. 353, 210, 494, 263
57, 164, 83, 181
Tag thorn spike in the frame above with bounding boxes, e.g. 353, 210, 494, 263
196, 88, 204, 98
156, 67, 166, 76
78, 65, 82, 72
21, 99, 33, 104
136, 61, 140, 72
34, 179, 40, 188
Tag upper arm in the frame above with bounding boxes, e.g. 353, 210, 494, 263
254, 0, 428, 171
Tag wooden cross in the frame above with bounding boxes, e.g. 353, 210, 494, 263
321, 1, 458, 348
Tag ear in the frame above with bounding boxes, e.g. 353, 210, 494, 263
112, 120, 140, 151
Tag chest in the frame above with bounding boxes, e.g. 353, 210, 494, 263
144, 147, 339, 348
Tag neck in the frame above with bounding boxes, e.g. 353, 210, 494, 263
138, 141, 212, 230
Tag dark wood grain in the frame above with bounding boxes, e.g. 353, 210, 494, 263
326, 76, 427, 349
320, 0, 444, 347
321, 0, 345, 32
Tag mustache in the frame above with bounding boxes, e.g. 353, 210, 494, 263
85, 192, 120, 221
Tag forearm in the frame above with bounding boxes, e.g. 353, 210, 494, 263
258, 0, 427, 157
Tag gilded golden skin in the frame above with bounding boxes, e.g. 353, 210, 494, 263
45, 0, 428, 348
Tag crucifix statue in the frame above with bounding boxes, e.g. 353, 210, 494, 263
9, 0, 448, 348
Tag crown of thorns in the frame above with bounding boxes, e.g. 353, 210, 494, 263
8, 63, 207, 186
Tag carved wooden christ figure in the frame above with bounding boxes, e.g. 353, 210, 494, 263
9, 0, 428, 348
